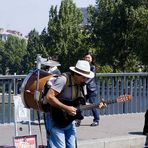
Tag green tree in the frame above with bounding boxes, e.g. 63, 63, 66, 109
0, 40, 5, 74
132, 3, 148, 67
46, 0, 87, 71
89, 0, 148, 72
2, 35, 27, 74
40, 28, 49, 55
23, 29, 48, 73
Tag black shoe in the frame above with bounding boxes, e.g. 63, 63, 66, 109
90, 121, 99, 126
75, 120, 81, 127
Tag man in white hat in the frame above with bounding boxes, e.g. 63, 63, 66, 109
44, 60, 106, 148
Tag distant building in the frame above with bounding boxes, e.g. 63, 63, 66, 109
0, 28, 27, 41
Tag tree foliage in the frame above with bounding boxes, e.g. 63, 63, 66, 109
88, 0, 148, 72
23, 29, 48, 73
1, 35, 27, 74
0, 0, 147, 74
46, 0, 88, 71
0, 40, 5, 74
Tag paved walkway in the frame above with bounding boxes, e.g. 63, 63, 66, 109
0, 113, 146, 148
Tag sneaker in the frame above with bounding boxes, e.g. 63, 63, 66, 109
90, 121, 99, 126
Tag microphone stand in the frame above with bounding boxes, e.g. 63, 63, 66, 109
34, 54, 42, 101
34, 54, 47, 146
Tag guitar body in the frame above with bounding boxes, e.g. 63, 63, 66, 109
50, 95, 132, 128
51, 97, 86, 128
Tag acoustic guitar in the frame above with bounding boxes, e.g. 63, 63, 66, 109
51, 95, 132, 128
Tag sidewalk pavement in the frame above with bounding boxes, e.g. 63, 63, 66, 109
0, 113, 146, 148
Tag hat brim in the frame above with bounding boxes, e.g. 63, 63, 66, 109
69, 67, 94, 79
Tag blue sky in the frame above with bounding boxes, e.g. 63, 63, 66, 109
0, 0, 96, 36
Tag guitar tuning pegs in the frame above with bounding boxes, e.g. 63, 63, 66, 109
101, 98, 106, 103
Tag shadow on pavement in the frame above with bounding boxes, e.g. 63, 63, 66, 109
128, 131, 143, 135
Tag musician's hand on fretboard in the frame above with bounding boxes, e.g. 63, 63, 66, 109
98, 101, 107, 109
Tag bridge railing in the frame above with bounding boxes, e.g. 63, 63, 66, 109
96, 73, 148, 115
0, 74, 25, 123
0, 72, 147, 124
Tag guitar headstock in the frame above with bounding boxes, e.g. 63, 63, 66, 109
116, 95, 132, 103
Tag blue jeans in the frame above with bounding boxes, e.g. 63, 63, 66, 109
44, 112, 76, 148
86, 91, 100, 122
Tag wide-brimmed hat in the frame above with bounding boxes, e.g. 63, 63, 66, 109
69, 60, 94, 78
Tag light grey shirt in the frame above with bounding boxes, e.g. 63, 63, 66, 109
47, 75, 84, 101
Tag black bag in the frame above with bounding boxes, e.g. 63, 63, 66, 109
143, 110, 148, 135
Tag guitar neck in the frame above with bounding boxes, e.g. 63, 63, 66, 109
79, 99, 117, 111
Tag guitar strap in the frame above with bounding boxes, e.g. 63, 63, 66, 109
63, 72, 87, 105
62, 72, 82, 100
80, 84, 87, 102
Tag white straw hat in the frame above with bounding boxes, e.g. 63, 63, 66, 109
69, 60, 94, 78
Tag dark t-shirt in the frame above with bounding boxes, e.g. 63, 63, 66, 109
86, 65, 97, 92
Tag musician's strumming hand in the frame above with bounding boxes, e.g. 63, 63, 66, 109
65, 106, 77, 116
98, 101, 107, 109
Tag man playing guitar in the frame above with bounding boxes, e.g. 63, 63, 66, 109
44, 60, 107, 148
